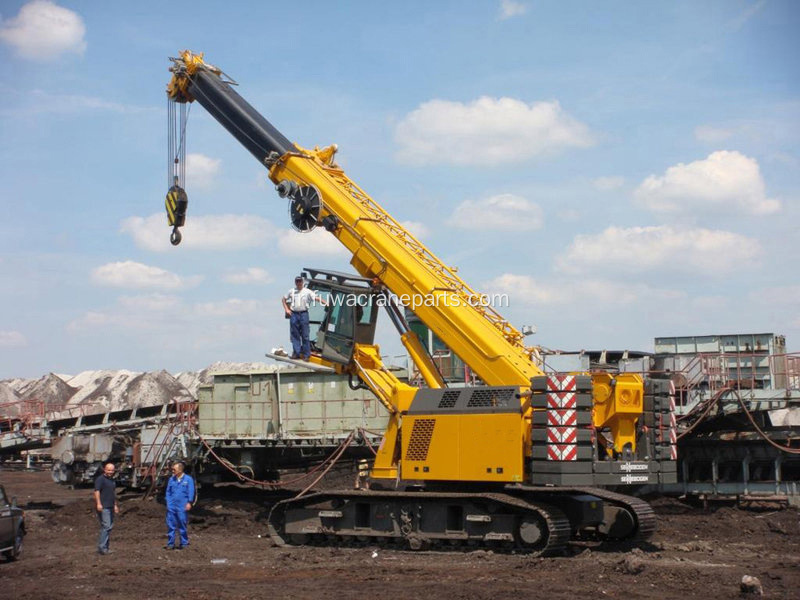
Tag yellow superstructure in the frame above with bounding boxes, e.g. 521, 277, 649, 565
402, 411, 526, 482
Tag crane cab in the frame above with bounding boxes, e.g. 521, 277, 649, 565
304, 268, 379, 365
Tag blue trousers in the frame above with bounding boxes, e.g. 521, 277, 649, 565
166, 505, 189, 547
289, 311, 310, 358
97, 508, 114, 552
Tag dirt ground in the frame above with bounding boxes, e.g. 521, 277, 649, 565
1, 468, 799, 600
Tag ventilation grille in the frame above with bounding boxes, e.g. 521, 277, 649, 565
437, 390, 461, 409
466, 388, 515, 408
405, 418, 436, 461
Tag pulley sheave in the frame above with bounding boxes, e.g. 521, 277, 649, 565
285, 184, 323, 232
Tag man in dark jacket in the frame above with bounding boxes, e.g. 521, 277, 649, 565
164, 461, 195, 550
93, 462, 119, 555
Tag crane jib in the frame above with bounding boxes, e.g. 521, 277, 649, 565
189, 69, 294, 163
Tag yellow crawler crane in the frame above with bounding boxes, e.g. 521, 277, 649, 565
166, 51, 677, 554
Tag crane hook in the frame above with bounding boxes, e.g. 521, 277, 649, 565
165, 183, 188, 247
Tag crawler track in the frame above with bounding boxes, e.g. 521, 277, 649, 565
268, 490, 572, 556
574, 486, 656, 542
503, 484, 656, 542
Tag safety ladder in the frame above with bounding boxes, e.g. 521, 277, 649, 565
139, 400, 195, 496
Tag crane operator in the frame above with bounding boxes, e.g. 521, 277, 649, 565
282, 275, 326, 360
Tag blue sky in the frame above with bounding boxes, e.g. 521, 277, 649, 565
0, 0, 798, 378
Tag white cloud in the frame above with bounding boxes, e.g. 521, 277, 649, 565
0, 330, 27, 348
498, 0, 527, 20
277, 227, 349, 257
484, 273, 683, 307
448, 194, 543, 230
593, 176, 625, 191
694, 125, 733, 144
185, 153, 221, 189
120, 213, 274, 252
556, 225, 762, 275
400, 220, 429, 239
0, 90, 156, 117
67, 296, 267, 337
194, 298, 264, 318
117, 294, 183, 312
222, 267, 272, 285
634, 151, 780, 216
0, 1, 86, 60
395, 97, 594, 166
91, 261, 202, 290
66, 311, 113, 332
484, 273, 555, 305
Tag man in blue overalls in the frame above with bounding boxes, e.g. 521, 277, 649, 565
165, 461, 195, 550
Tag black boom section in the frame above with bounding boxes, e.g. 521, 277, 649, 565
189, 69, 295, 163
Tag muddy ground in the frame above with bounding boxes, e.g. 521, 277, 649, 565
1, 468, 798, 600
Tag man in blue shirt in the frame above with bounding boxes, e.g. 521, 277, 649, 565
164, 461, 195, 550
93, 461, 119, 555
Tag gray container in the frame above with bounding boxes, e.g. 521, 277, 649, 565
197, 367, 390, 440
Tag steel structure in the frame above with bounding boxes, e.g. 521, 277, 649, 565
650, 337, 800, 503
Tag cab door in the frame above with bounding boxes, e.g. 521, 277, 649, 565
317, 291, 356, 365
